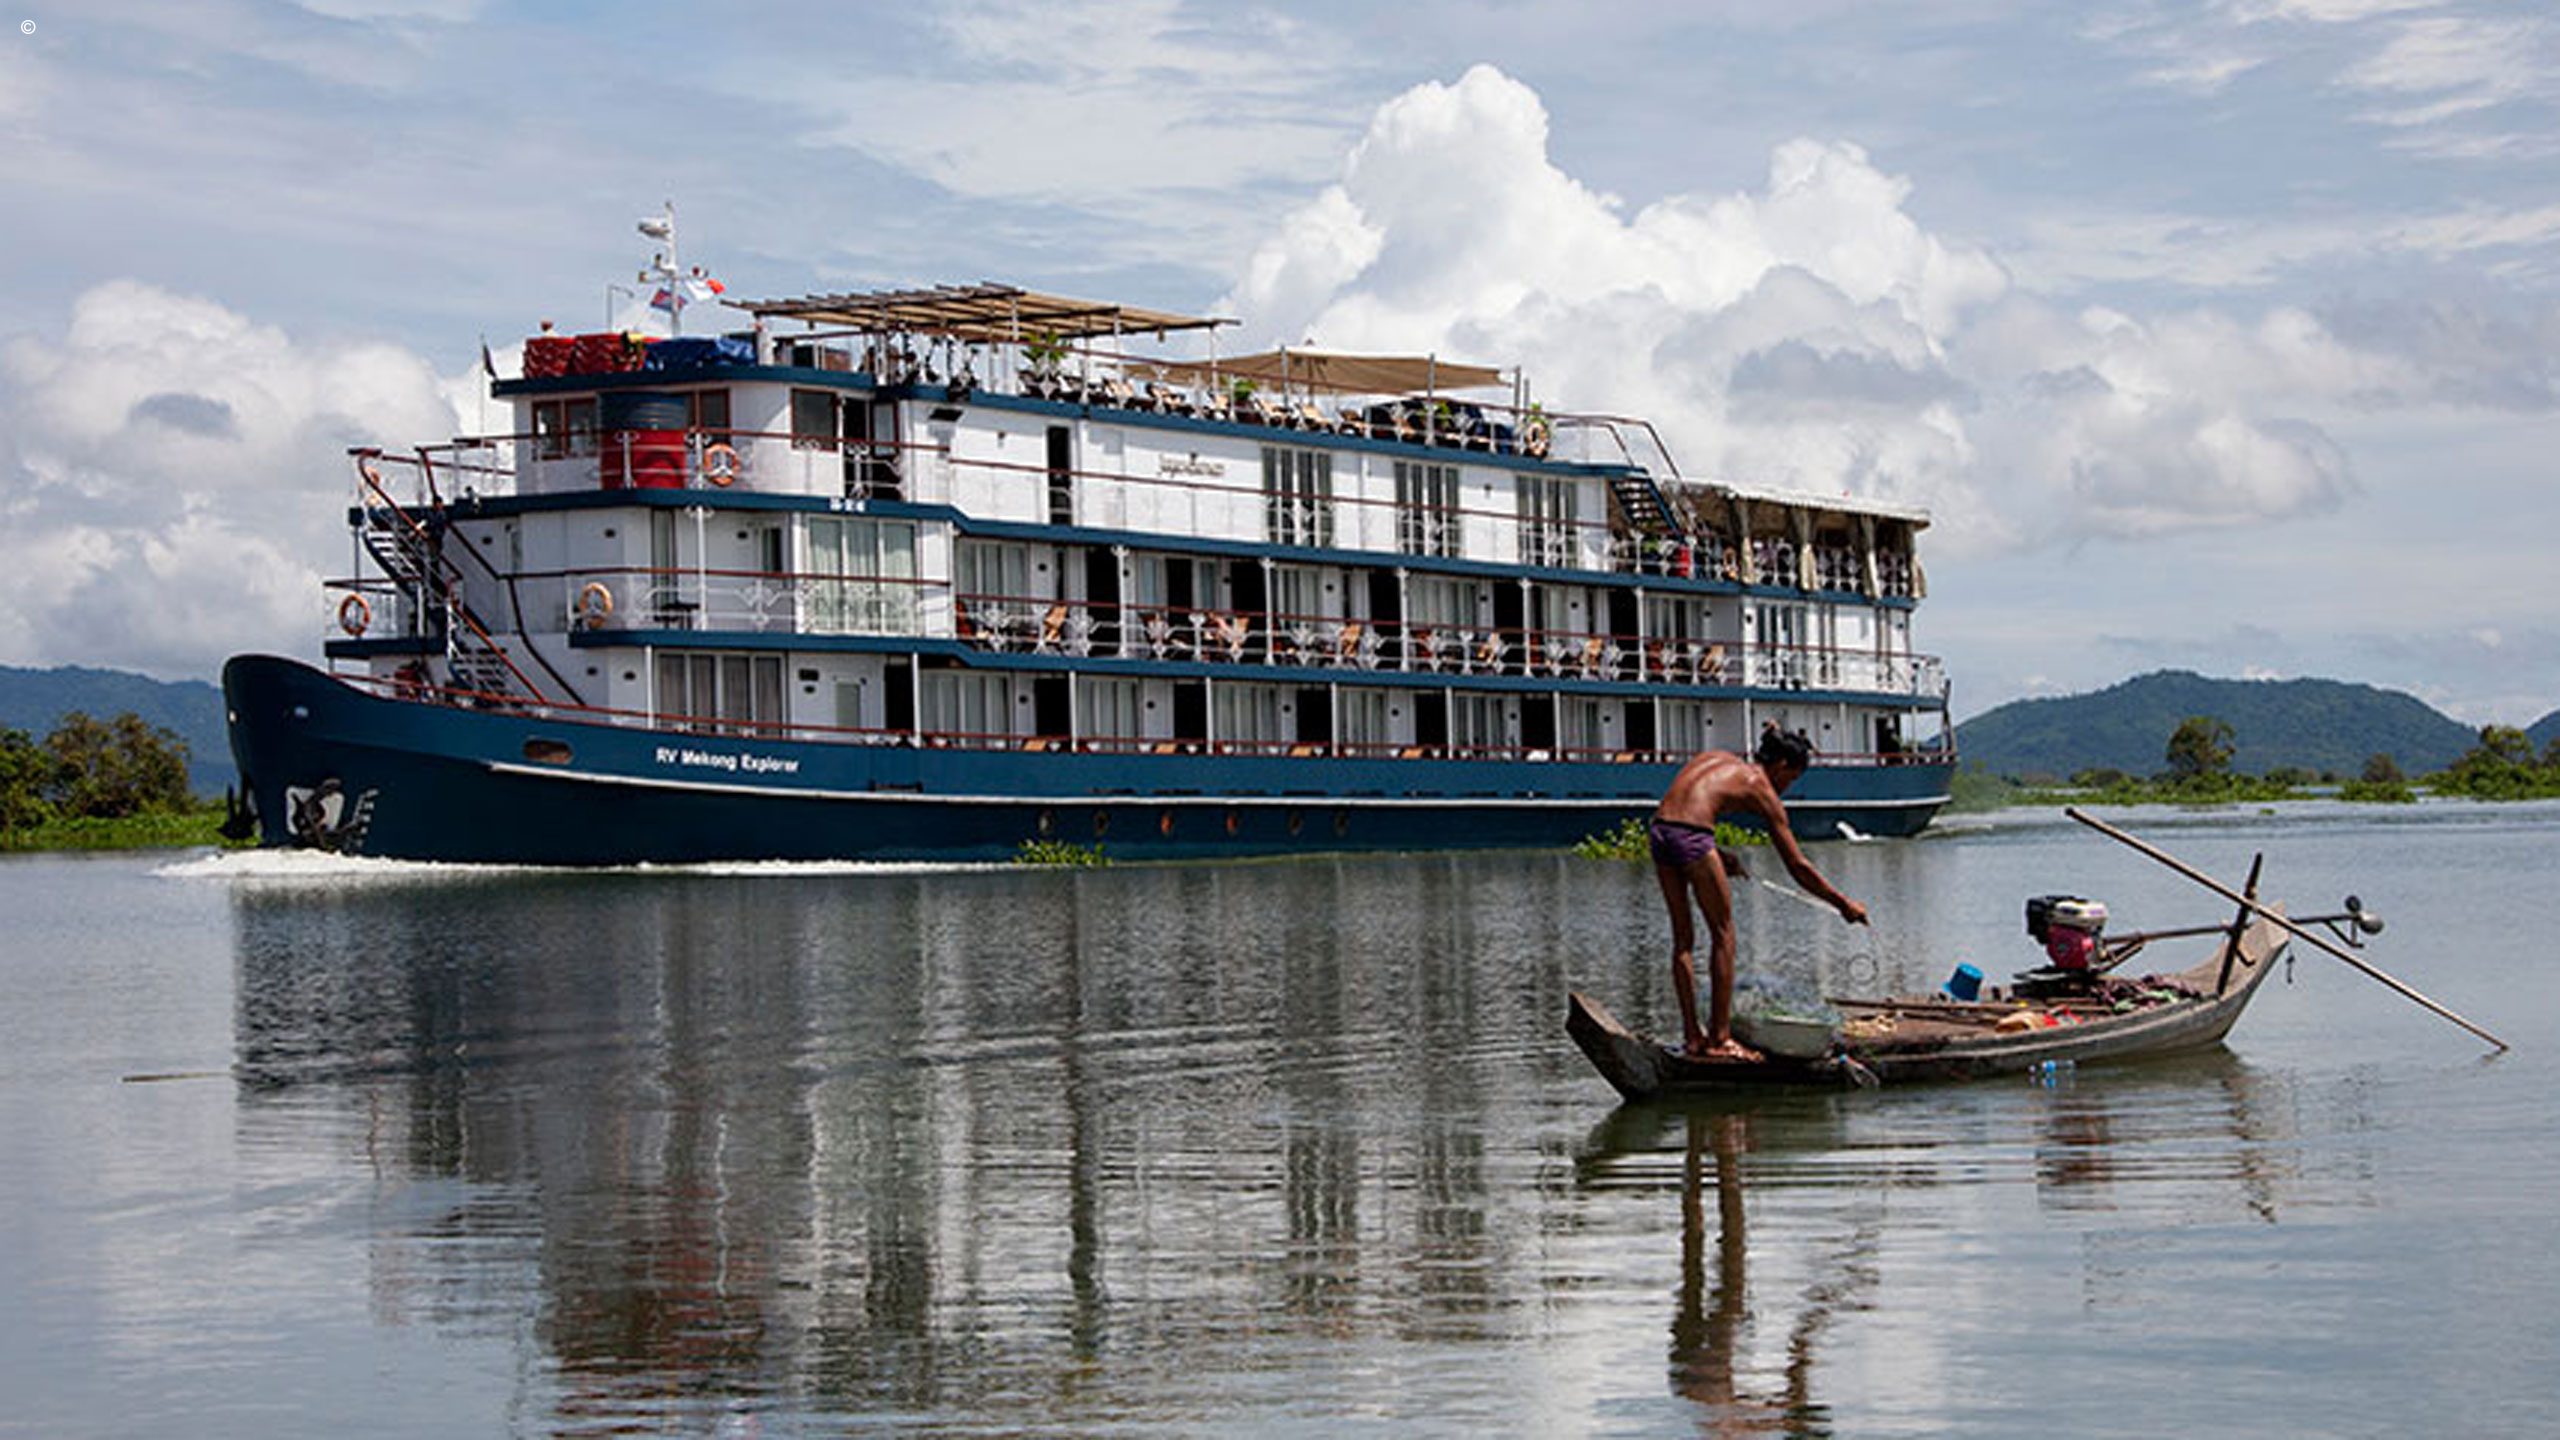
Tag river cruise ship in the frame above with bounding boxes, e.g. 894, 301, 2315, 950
223, 276, 1954, 864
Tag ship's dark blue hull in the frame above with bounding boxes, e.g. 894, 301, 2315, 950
222, 655, 1952, 865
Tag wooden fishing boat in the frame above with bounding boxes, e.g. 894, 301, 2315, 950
1567, 907, 2289, 1100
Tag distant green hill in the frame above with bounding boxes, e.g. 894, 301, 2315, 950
2531, 710, 2560, 752
1955, 670, 2485, 781
0, 665, 232, 798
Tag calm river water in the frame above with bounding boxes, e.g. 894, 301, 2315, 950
4, 801, 2557, 1437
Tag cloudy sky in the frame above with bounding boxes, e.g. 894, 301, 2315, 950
5, 1, 2558, 724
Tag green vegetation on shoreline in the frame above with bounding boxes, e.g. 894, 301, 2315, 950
1, 803, 236, 853
2, 711, 248, 855
1573, 816, 1768, 861
1949, 717, 2554, 812
1015, 838, 1113, 866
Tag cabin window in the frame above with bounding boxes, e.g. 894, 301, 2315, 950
1077, 677, 1142, 746
533, 398, 598, 459
1213, 683, 1288, 749
956, 539, 1038, 608
1644, 593, 1708, 642
1269, 564, 1325, 629
1752, 602, 1810, 689
1129, 554, 1214, 612
1517, 474, 1577, 568
790, 388, 837, 450
921, 672, 1012, 742
1658, 699, 1710, 754
1451, 693, 1511, 757
807, 517, 919, 635
686, 389, 732, 437
1559, 697, 1606, 756
1338, 688, 1393, 752
656, 650, 784, 737
1261, 445, 1334, 548
1395, 460, 1462, 558
1406, 575, 1474, 628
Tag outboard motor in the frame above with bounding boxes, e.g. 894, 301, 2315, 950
2026, 894, 2108, 971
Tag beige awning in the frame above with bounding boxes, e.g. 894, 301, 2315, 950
742, 282, 1227, 342
1140, 348, 1507, 395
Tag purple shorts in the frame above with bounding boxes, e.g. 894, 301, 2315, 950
1647, 817, 1719, 870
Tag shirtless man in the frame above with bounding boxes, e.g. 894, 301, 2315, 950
1648, 728, 1868, 1060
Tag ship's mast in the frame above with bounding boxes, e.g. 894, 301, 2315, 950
637, 201, 680, 336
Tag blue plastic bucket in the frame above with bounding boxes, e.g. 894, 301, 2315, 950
1945, 963, 1983, 1001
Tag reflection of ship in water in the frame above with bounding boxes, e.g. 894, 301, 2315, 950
221, 856, 1574, 1427
219, 853, 2321, 1428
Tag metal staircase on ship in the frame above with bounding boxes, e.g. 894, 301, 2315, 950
352, 450, 582, 707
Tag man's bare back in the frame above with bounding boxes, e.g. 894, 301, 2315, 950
1649, 734, 1867, 1060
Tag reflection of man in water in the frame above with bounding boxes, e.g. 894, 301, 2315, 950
1671, 1110, 1799, 1435
1649, 727, 1868, 1060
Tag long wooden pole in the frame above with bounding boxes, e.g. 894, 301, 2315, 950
2065, 806, 2509, 1053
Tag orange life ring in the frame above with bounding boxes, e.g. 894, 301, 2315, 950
1521, 416, 1551, 458
337, 593, 371, 636
577, 581, 615, 625
701, 441, 741, 486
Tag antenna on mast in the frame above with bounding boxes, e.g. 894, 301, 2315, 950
636, 201, 681, 335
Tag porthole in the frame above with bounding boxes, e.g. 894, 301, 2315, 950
1286, 810, 1303, 836
1092, 810, 1111, 838
1037, 809, 1055, 837
1333, 809, 1350, 837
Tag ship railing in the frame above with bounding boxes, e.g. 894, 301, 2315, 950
340, 448, 579, 705
554, 566, 935, 637
940, 591, 1946, 698
433, 424, 931, 503
526, 562, 1943, 699
335, 668, 1951, 767
405, 423, 1927, 602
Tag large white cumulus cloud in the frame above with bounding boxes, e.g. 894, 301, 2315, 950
1227, 65, 2365, 555
0, 281, 468, 677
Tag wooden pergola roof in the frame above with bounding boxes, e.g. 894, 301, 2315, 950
742, 283, 1227, 342
1138, 348, 1507, 395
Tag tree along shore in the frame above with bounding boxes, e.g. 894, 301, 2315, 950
1, 711, 245, 854
1947, 717, 2560, 813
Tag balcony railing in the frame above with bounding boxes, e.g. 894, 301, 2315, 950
374, 421, 1925, 601
508, 566, 1946, 701
334, 666, 1950, 771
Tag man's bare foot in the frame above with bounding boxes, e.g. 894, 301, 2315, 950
1682, 1037, 1765, 1063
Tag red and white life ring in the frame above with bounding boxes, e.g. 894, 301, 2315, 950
700, 441, 741, 487
337, 593, 372, 637
576, 581, 615, 626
